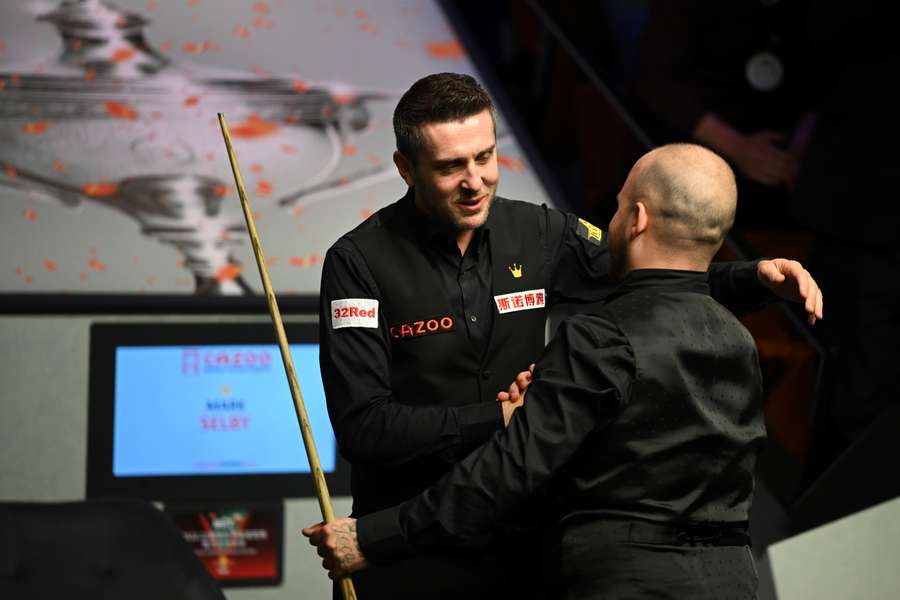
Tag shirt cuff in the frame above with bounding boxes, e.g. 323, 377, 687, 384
357, 505, 412, 564
455, 402, 504, 447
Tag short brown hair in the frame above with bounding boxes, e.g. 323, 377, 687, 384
393, 73, 496, 164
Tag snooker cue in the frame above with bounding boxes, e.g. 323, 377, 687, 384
218, 113, 358, 600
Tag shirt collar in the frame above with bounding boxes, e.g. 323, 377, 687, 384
607, 268, 711, 301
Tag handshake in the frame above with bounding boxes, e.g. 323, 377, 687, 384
496, 363, 535, 427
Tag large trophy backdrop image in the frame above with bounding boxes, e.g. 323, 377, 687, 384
0, 0, 550, 306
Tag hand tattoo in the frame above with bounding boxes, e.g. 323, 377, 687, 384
332, 519, 364, 573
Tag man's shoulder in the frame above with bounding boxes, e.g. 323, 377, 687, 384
492, 196, 553, 216
487, 196, 558, 236
555, 311, 626, 347
329, 197, 406, 254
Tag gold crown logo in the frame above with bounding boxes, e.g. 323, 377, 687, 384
508, 263, 523, 278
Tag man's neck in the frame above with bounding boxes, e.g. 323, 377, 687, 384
456, 230, 475, 255
626, 255, 710, 274
411, 194, 475, 255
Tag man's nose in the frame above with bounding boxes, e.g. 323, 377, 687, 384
460, 162, 482, 191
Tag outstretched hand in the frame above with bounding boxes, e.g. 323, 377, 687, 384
757, 258, 824, 325
301, 518, 367, 580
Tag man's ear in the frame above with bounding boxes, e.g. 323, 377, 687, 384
393, 151, 415, 187
631, 201, 649, 239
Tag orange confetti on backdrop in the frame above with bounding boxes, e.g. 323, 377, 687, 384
79, 272, 88, 280
253, 17, 273, 29
111, 48, 136, 63
498, 155, 525, 172
251, 163, 264, 174
280, 144, 297, 155
342, 144, 357, 156
255, 180, 272, 196
0, 80, 6, 91
288, 256, 306, 267
426, 40, 465, 59
22, 121, 49, 134
53, 160, 65, 172
213, 183, 232, 197
104, 100, 138, 120
4, 166, 16, 177
233, 25, 250, 39
184, 95, 200, 107
253, 2, 270, 13
23, 208, 37, 221
25, 276, 32, 284
291, 80, 308, 93
230, 114, 279, 138
182, 41, 218, 54
15, 266, 23, 275
84, 68, 96, 83
45, 260, 57, 272
333, 94, 355, 106
215, 263, 242, 282
88, 258, 107, 272
83, 182, 119, 197
354, 8, 369, 19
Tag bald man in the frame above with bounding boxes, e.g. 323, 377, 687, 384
306, 144, 766, 599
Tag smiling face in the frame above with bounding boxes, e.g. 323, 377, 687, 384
395, 108, 499, 247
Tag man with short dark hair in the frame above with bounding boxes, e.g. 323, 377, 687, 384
308, 144, 769, 598
316, 73, 821, 597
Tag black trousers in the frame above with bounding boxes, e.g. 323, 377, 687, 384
540, 520, 758, 600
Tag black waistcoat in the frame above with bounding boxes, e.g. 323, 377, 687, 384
344, 196, 549, 513
555, 274, 766, 525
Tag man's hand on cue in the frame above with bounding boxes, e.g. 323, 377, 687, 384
757, 258, 824, 325
302, 518, 368, 579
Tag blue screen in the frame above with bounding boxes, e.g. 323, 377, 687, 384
113, 344, 335, 477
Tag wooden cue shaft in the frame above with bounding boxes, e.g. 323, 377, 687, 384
217, 113, 358, 600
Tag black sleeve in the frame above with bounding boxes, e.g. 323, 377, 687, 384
543, 207, 773, 314
545, 208, 615, 305
357, 316, 634, 562
707, 260, 777, 315
319, 242, 503, 468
